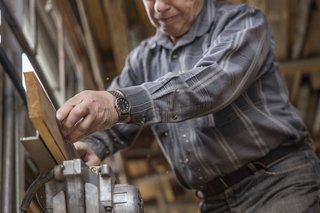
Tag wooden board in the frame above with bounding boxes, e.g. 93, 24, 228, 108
280, 57, 320, 75
24, 71, 77, 164
82, 0, 111, 52
103, 0, 130, 73
303, 11, 320, 57
21, 135, 56, 171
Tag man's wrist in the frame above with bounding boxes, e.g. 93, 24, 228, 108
80, 138, 108, 160
108, 90, 131, 123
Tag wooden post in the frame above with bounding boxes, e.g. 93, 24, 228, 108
103, 0, 130, 73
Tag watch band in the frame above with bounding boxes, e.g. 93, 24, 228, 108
108, 90, 131, 123
108, 90, 123, 99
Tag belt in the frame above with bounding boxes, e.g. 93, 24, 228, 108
201, 142, 308, 197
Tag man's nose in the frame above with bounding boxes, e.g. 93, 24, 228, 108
154, 0, 170, 13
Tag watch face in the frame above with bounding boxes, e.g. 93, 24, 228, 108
115, 97, 130, 114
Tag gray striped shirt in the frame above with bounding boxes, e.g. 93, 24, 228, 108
85, 0, 309, 189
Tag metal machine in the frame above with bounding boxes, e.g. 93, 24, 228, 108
20, 72, 143, 212
20, 159, 143, 213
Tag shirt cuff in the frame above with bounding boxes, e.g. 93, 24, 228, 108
81, 137, 111, 160
120, 85, 157, 125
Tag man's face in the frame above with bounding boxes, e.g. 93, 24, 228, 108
142, 0, 204, 42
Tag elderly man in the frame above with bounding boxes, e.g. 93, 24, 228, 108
57, 0, 320, 212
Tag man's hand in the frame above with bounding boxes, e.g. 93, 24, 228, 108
74, 141, 101, 166
56, 90, 118, 143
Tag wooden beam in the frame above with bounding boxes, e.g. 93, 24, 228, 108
280, 57, 320, 75
303, 11, 320, 57
0, 64, 3, 198
135, 0, 156, 36
28, 201, 42, 213
230, 0, 247, 4
305, 92, 319, 131
288, 72, 302, 104
54, 0, 83, 57
103, 0, 130, 73
311, 73, 320, 90
77, 0, 105, 90
246, 0, 268, 13
24, 71, 78, 164
54, 0, 98, 90
82, 0, 111, 52
290, 0, 312, 59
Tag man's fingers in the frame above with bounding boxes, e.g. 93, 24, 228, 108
86, 154, 101, 166
73, 141, 101, 166
56, 105, 72, 121
61, 102, 89, 131
57, 90, 116, 142
74, 141, 88, 157
64, 114, 96, 143
56, 96, 83, 121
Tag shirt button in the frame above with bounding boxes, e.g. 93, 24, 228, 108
172, 53, 178, 59
172, 114, 178, 120
139, 117, 145, 125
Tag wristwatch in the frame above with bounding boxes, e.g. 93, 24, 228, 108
108, 90, 131, 123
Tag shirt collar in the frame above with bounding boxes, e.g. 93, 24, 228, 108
152, 0, 216, 50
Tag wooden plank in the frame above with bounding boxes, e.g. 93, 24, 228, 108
135, 0, 156, 36
280, 57, 320, 75
288, 73, 302, 105
290, 0, 312, 59
54, 0, 98, 90
103, 0, 130, 73
303, 10, 320, 90
317, 0, 320, 8
82, 0, 111, 52
296, 84, 310, 121
20, 135, 56, 171
288, 0, 299, 50
230, 0, 247, 4
24, 71, 77, 164
313, 98, 320, 135
246, 0, 268, 13
303, 12, 320, 56
310, 73, 320, 90
305, 92, 319, 131
0, 65, 3, 202
266, 0, 289, 60
76, 0, 104, 90
280, 57, 320, 105
28, 201, 42, 213
126, 160, 150, 178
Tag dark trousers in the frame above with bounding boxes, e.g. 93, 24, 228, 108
200, 148, 320, 213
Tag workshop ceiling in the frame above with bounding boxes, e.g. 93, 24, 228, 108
55, 0, 320, 89
54, 0, 155, 89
